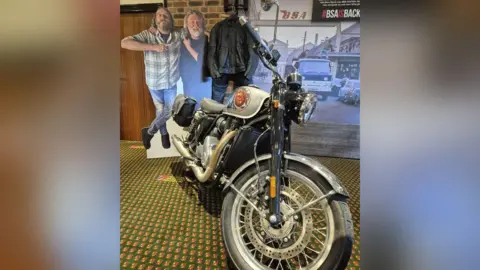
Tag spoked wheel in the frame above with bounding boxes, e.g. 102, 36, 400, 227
222, 162, 353, 270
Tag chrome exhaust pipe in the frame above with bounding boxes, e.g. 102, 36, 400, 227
171, 135, 195, 160
172, 130, 238, 183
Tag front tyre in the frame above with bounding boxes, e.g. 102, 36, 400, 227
222, 162, 353, 270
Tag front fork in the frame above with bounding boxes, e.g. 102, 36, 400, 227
268, 83, 289, 225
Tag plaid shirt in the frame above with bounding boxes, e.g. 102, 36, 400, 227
128, 29, 185, 90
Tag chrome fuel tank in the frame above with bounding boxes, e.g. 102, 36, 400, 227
223, 86, 269, 119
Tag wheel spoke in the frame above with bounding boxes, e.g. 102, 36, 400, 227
276, 239, 283, 247
230, 170, 338, 269
292, 184, 303, 192
306, 246, 320, 254
311, 233, 325, 246
265, 238, 275, 245
297, 255, 303, 269
314, 227, 327, 238
286, 259, 293, 270
302, 251, 315, 262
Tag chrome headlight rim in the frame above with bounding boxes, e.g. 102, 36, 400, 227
297, 92, 317, 125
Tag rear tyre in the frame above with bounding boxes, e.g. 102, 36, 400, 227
222, 161, 353, 270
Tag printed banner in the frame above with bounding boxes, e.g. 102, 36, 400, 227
254, 0, 312, 21
252, 21, 360, 125
312, 0, 360, 21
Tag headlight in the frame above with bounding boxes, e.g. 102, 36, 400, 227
297, 93, 317, 125
285, 91, 317, 125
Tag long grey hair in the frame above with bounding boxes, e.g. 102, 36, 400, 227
150, 7, 174, 32
183, 10, 206, 35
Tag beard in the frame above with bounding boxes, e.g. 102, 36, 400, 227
189, 28, 202, 39
157, 20, 171, 32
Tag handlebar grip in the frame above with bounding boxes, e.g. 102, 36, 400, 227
239, 16, 271, 54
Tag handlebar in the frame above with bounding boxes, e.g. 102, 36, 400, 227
239, 16, 272, 58
239, 16, 285, 84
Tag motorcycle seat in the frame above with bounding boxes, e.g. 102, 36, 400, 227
200, 98, 226, 114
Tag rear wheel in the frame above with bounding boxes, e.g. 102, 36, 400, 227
222, 162, 353, 270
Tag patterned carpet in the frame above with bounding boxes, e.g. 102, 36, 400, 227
120, 141, 360, 270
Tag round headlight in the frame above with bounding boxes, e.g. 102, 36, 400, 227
298, 93, 317, 125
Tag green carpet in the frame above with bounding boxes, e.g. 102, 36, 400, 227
120, 141, 360, 270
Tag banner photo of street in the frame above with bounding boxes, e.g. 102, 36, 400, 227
248, 0, 360, 125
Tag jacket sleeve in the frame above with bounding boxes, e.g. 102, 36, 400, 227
202, 36, 211, 82
245, 28, 260, 79
207, 23, 221, 79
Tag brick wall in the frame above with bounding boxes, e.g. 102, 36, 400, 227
167, 0, 228, 31
167, 0, 236, 94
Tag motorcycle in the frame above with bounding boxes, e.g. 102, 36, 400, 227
170, 1, 353, 269
331, 77, 349, 98
343, 88, 360, 106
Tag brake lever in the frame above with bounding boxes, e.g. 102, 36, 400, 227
255, 44, 272, 61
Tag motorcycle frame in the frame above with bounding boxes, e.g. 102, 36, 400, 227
237, 17, 349, 224
184, 4, 351, 227
268, 68, 287, 223
253, 0, 293, 222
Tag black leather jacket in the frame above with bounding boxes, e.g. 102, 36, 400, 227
207, 17, 259, 79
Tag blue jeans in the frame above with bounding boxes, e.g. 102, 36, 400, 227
212, 73, 251, 103
147, 85, 177, 136
182, 77, 212, 110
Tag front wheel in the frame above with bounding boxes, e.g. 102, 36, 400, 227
222, 162, 353, 270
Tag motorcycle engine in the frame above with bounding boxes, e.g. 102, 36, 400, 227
196, 136, 219, 167
194, 116, 227, 167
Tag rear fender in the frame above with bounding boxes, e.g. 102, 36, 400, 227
222, 153, 350, 198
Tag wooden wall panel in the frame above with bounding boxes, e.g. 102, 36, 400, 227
291, 123, 360, 159
120, 13, 156, 141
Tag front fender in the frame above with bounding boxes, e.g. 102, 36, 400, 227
222, 153, 350, 198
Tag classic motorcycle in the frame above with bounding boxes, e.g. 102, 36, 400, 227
343, 88, 360, 106
170, 1, 353, 269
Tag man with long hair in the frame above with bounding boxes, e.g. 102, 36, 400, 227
179, 10, 211, 110
149, 10, 210, 110
121, 7, 184, 149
